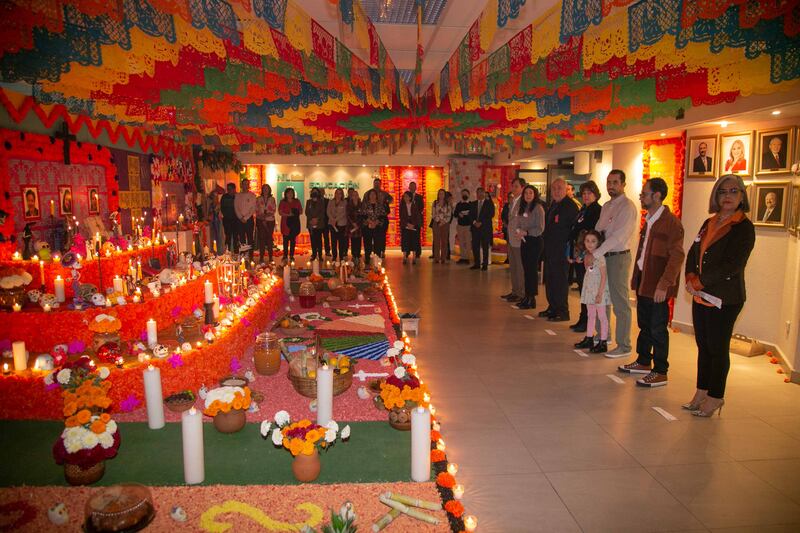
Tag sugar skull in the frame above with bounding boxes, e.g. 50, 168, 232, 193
40, 293, 58, 308
27, 289, 42, 303
152, 344, 169, 358
91, 293, 107, 307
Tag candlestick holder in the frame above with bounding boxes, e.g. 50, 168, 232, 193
204, 302, 215, 326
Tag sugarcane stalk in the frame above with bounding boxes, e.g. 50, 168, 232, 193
384, 492, 442, 511
378, 495, 439, 525
371, 508, 401, 532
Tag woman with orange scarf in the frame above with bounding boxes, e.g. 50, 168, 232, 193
683, 175, 755, 417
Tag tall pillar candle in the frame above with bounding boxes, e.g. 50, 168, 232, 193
411, 406, 431, 482
204, 280, 213, 304
39, 260, 45, 286
181, 407, 204, 484
146, 319, 158, 347
316, 364, 333, 426
113, 276, 124, 294
212, 294, 220, 319
143, 365, 165, 429
283, 265, 291, 294
312, 259, 320, 276
54, 276, 65, 303
12, 341, 27, 372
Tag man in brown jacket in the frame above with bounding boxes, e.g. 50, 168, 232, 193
618, 178, 685, 387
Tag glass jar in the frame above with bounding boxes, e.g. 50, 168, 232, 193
298, 281, 316, 308
253, 332, 281, 375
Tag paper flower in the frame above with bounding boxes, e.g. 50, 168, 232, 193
393, 340, 405, 350
98, 367, 110, 380
271, 428, 283, 446
274, 410, 290, 426
341, 425, 351, 440
230, 358, 242, 373
260, 421, 271, 438
67, 340, 85, 354
401, 353, 416, 366
324, 429, 336, 443
56, 369, 72, 385
171, 306, 182, 318
325, 420, 339, 433
119, 394, 141, 412
241, 318, 251, 327
168, 353, 184, 368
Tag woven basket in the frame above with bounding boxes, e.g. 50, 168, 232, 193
164, 398, 195, 413
332, 285, 357, 301
289, 370, 352, 398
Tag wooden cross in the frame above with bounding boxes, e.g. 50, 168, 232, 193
54, 122, 76, 165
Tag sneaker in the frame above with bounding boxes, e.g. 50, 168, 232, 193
618, 361, 651, 374
239, 244, 252, 251
636, 372, 668, 387
604, 346, 631, 359
500, 292, 514, 300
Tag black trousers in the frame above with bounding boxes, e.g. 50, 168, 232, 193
222, 217, 238, 253
635, 296, 671, 374
544, 246, 569, 316
471, 229, 491, 267
520, 236, 543, 297
362, 227, 377, 262
240, 218, 254, 258
374, 223, 387, 257
309, 228, 324, 260
256, 219, 274, 262
693, 301, 743, 399
332, 226, 348, 260
322, 225, 331, 255
282, 235, 296, 260
350, 235, 362, 259
401, 227, 420, 256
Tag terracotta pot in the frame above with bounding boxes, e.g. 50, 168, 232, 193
388, 406, 412, 431
64, 461, 105, 486
213, 408, 246, 433
291, 450, 321, 483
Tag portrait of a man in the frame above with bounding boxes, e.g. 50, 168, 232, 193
22, 186, 40, 220
687, 136, 718, 178
754, 183, 789, 227
757, 130, 792, 173
692, 141, 713, 172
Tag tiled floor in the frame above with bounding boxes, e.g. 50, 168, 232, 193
383, 251, 800, 533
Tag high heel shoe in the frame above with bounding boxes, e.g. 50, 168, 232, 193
692, 397, 724, 417
681, 389, 708, 411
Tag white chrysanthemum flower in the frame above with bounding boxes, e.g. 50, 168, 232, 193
325, 420, 339, 433
82, 431, 99, 449
106, 420, 117, 434
44, 373, 54, 386
386, 348, 400, 358
274, 410, 290, 426
324, 429, 336, 443
393, 340, 404, 350
401, 353, 416, 366
260, 421, 271, 438
271, 428, 283, 446
98, 367, 110, 380
56, 368, 71, 385
393, 367, 406, 379
341, 425, 351, 440
98, 432, 114, 449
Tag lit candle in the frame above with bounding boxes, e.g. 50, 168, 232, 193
3, 363, 9, 375
453, 484, 464, 500
54, 276, 65, 303
113, 276, 124, 294
204, 280, 213, 304
146, 318, 158, 347
143, 365, 165, 429
436, 438, 446, 451
132, 295, 140, 304
464, 515, 477, 531
32, 254, 38, 262
212, 294, 220, 319
316, 364, 333, 426
11, 251, 20, 261
12, 303, 21, 312
43, 303, 52, 312
411, 406, 431, 482
38, 260, 45, 286
181, 407, 204, 484
447, 463, 458, 476
12, 341, 26, 372
283, 265, 291, 294
49, 199, 55, 216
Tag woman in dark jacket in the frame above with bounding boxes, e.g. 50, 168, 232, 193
346, 188, 362, 262
568, 181, 602, 332
684, 174, 755, 417
305, 187, 326, 261
512, 185, 545, 310
400, 191, 423, 264
278, 187, 301, 263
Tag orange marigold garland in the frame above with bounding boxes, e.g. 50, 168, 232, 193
436, 471, 456, 489
431, 449, 446, 463
444, 500, 465, 518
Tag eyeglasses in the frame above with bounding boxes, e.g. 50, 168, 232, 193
717, 188, 741, 196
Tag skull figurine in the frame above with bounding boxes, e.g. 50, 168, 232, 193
27, 289, 42, 303
91, 293, 107, 307
40, 293, 58, 308
152, 344, 169, 358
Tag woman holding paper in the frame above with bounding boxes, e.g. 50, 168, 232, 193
684, 174, 755, 417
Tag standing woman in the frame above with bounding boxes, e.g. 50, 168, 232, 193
305, 187, 326, 261
278, 187, 301, 264
327, 187, 349, 262
513, 185, 545, 309
684, 174, 755, 417
431, 189, 453, 263
255, 184, 277, 264
568, 181, 602, 332
400, 191, 422, 264
346, 188, 362, 262
361, 189, 386, 265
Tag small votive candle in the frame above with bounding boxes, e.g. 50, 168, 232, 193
453, 484, 464, 500
436, 439, 446, 451
3, 363, 9, 375
132, 295, 140, 303
464, 515, 477, 531
12, 303, 21, 312
43, 304, 52, 313
447, 463, 459, 476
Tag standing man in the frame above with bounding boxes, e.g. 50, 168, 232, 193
541, 179, 579, 321
220, 182, 238, 253
234, 179, 257, 260
469, 187, 494, 271
455, 189, 473, 264
585, 170, 639, 357
618, 178, 685, 387
407, 182, 424, 259
372, 178, 393, 259
501, 178, 526, 300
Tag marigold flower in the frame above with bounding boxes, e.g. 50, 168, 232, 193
90, 420, 107, 434
100, 413, 111, 423
289, 438, 304, 456
431, 449, 446, 462
76, 409, 91, 425
444, 500, 464, 517
436, 472, 456, 488
431, 430, 442, 442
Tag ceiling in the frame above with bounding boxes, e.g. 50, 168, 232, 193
301, 0, 557, 93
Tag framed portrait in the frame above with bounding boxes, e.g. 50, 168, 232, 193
58, 185, 73, 217
687, 135, 718, 178
87, 187, 100, 215
753, 182, 790, 228
719, 131, 754, 177
789, 185, 800, 235
21, 185, 41, 221
756, 128, 793, 175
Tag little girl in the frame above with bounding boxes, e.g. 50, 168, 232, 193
574, 230, 610, 353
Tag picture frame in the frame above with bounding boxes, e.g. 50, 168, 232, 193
756, 128, 794, 175
789, 185, 800, 236
687, 135, 718, 178
58, 185, 73, 217
719, 131, 754, 177
21, 185, 41, 221
752, 181, 790, 228
87, 187, 100, 215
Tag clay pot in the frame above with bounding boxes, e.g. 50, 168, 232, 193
212, 408, 246, 433
64, 461, 105, 486
388, 406, 412, 431
291, 450, 321, 483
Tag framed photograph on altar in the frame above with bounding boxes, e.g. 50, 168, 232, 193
87, 187, 100, 215
753, 182, 790, 228
21, 185, 41, 221
687, 135, 718, 178
756, 128, 793, 176
58, 185, 73, 217
719, 131, 753, 177
789, 185, 800, 236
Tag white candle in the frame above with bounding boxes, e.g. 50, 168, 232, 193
212, 294, 220, 319
12, 341, 27, 372
143, 365, 165, 429
181, 407, 205, 484
54, 276, 65, 302
283, 265, 291, 294
312, 259, 320, 276
113, 276, 124, 294
411, 406, 431, 482
464, 515, 477, 531
447, 463, 458, 476
12, 303, 21, 312
132, 295, 140, 304
453, 484, 464, 500
316, 364, 333, 426
146, 319, 158, 347
204, 280, 213, 304
39, 260, 45, 286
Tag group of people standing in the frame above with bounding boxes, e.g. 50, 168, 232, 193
499, 170, 754, 418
